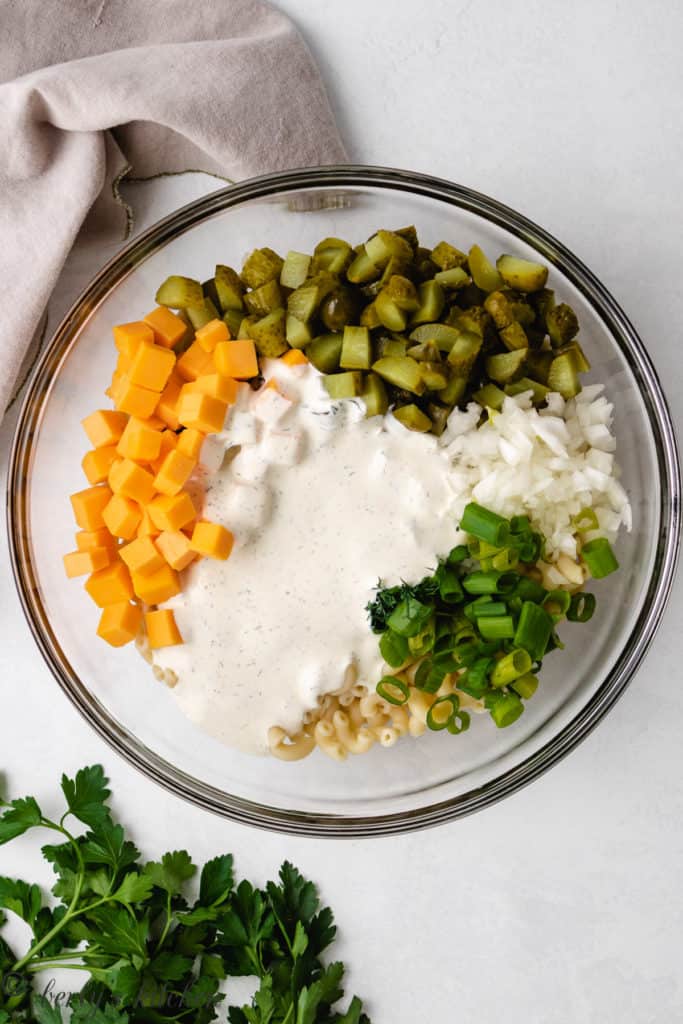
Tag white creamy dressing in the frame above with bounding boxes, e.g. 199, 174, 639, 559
155, 362, 464, 753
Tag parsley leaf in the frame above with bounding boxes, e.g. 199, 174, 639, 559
60, 766, 111, 830
30, 994, 65, 1024
199, 853, 234, 906
111, 871, 154, 906
0, 796, 42, 845
144, 849, 196, 895
0, 877, 42, 928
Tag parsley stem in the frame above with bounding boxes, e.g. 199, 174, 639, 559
156, 892, 173, 951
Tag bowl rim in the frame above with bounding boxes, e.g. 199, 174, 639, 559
7, 164, 681, 837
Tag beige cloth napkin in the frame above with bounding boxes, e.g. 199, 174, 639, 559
0, 0, 347, 420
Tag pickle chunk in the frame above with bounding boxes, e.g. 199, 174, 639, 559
496, 255, 549, 293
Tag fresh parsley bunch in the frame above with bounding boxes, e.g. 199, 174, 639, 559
0, 767, 369, 1024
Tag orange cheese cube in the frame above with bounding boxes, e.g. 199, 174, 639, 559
113, 376, 160, 419
214, 339, 258, 380
106, 370, 125, 400
76, 528, 117, 554
148, 492, 196, 533
85, 560, 134, 607
155, 530, 197, 571
102, 494, 142, 540
144, 306, 187, 349
191, 521, 234, 561
81, 445, 119, 485
193, 373, 239, 405
150, 430, 178, 474
113, 321, 154, 354
97, 602, 143, 647
81, 410, 128, 449
128, 342, 176, 392
195, 318, 229, 353
145, 414, 167, 431
281, 348, 308, 367
131, 564, 181, 605
177, 392, 227, 433
176, 428, 204, 460
156, 372, 183, 430
70, 485, 113, 531
116, 417, 163, 462
109, 459, 156, 504
153, 450, 196, 496
176, 340, 214, 382
137, 506, 160, 539
145, 609, 183, 648
119, 536, 166, 576
116, 350, 134, 376
63, 548, 110, 578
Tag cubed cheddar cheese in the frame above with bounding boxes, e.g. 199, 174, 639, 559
116, 350, 134, 375
156, 373, 184, 430
97, 602, 143, 647
81, 410, 128, 449
148, 492, 196, 533
191, 521, 234, 561
109, 458, 156, 504
81, 445, 119, 485
176, 340, 215, 382
155, 530, 197, 571
63, 547, 110, 578
131, 564, 181, 604
176, 428, 204, 460
85, 560, 134, 607
137, 506, 160, 539
150, 430, 178, 474
214, 339, 258, 380
193, 373, 239, 405
116, 417, 163, 462
144, 306, 187, 349
113, 321, 154, 353
195, 318, 229, 353
153, 449, 196, 496
113, 376, 160, 419
76, 528, 118, 554
119, 536, 166, 577
145, 609, 183, 648
177, 392, 227, 433
70, 485, 113, 531
281, 348, 308, 367
102, 494, 142, 540
128, 341, 176, 392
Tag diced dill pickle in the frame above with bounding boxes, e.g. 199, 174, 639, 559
427, 403, 450, 436
155, 275, 204, 309
306, 333, 343, 373
223, 309, 243, 336
406, 341, 441, 362
420, 361, 449, 390
320, 287, 360, 332
500, 322, 529, 351
377, 338, 408, 359
468, 245, 504, 292
473, 382, 506, 410
360, 301, 381, 329
241, 247, 284, 289
431, 241, 468, 270
202, 277, 222, 311
238, 315, 257, 339
379, 255, 411, 288
526, 348, 554, 384
509, 300, 535, 326
454, 306, 491, 338
186, 297, 220, 331
457, 282, 487, 308
447, 331, 482, 373
244, 279, 284, 317
286, 314, 313, 349
484, 290, 515, 329
547, 352, 582, 398
410, 280, 445, 326
486, 348, 528, 384
280, 250, 311, 289
340, 326, 372, 370
311, 237, 353, 275
559, 341, 590, 372
375, 276, 419, 331
249, 308, 288, 358
287, 278, 329, 322
409, 323, 461, 352
372, 356, 425, 394
505, 377, 551, 404
393, 404, 432, 432
361, 372, 389, 418
415, 248, 438, 281
434, 266, 470, 290
546, 303, 579, 346
323, 371, 364, 400
438, 375, 467, 406
215, 265, 245, 311
394, 225, 419, 249
531, 288, 555, 323
365, 230, 414, 267
496, 255, 549, 293
347, 246, 381, 284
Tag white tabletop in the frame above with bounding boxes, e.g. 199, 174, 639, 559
2, 1, 682, 1020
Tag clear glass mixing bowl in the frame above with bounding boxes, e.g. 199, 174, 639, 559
7, 167, 680, 836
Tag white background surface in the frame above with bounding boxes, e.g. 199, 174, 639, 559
2, 1, 682, 1020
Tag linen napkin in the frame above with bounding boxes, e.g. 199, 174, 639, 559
0, 0, 347, 420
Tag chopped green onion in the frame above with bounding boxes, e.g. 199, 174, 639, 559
467, 539, 503, 560
567, 592, 596, 623
490, 648, 532, 687
426, 694, 460, 731
459, 657, 492, 698
581, 537, 619, 579
447, 710, 471, 734
387, 596, 433, 638
435, 564, 464, 603
490, 692, 525, 728
379, 630, 409, 668
518, 536, 542, 562
542, 589, 571, 620
446, 544, 469, 565
462, 570, 518, 596
407, 618, 436, 657
460, 502, 510, 547
471, 600, 508, 618
477, 615, 516, 640
572, 507, 599, 533
376, 676, 409, 705
510, 514, 532, 535
514, 577, 547, 603
463, 595, 493, 621
511, 672, 539, 699
514, 601, 554, 661
491, 548, 519, 571
546, 630, 565, 653
414, 659, 447, 694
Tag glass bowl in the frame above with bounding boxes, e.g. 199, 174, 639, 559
8, 166, 680, 837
